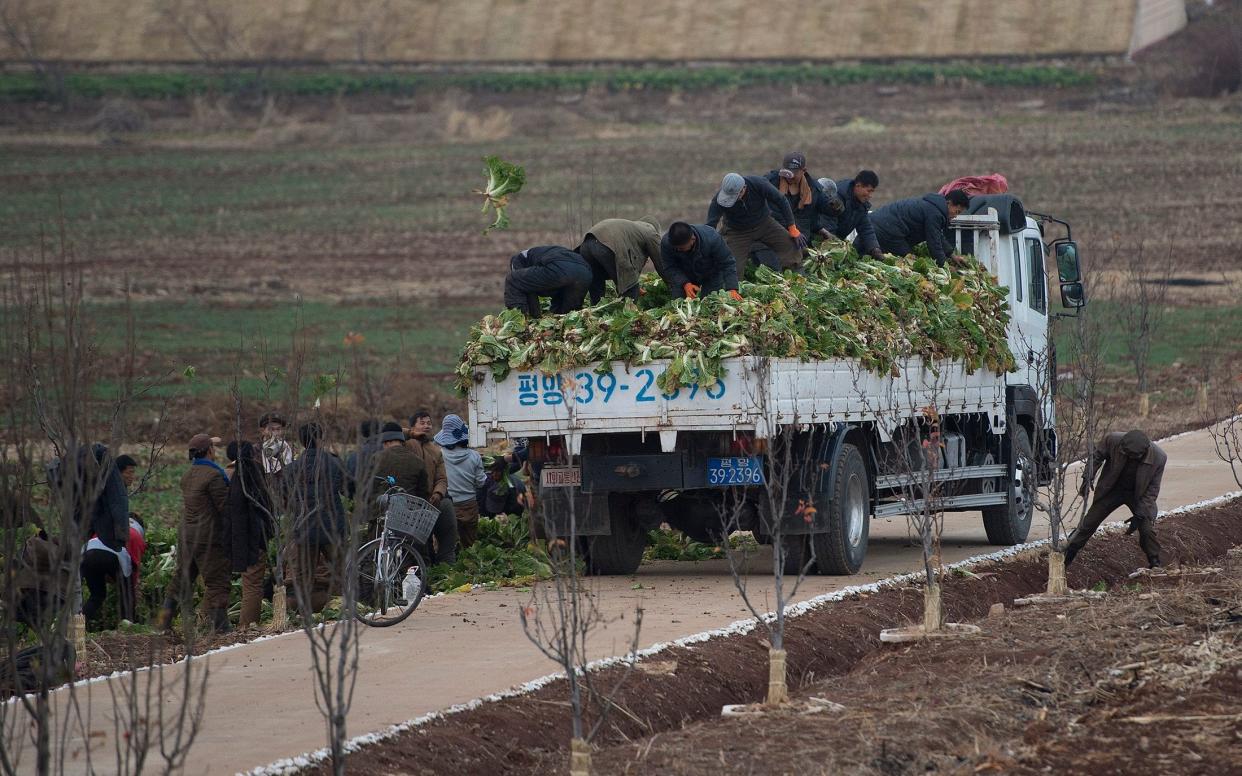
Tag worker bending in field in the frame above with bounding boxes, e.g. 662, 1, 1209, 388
750, 152, 843, 270
821, 170, 883, 261
867, 189, 970, 266
658, 221, 742, 300
705, 172, 804, 278
1065, 430, 1166, 569
576, 217, 663, 302
503, 245, 594, 317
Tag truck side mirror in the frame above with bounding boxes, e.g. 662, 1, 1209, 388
1060, 282, 1086, 309
1055, 242, 1081, 283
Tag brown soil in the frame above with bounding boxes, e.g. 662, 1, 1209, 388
316, 499, 1242, 776
79, 623, 292, 683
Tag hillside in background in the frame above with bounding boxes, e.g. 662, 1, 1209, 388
0, 0, 1180, 64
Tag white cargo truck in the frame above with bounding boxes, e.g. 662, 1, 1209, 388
467, 198, 1087, 575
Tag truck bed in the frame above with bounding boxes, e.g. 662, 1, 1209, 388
468, 357, 1007, 450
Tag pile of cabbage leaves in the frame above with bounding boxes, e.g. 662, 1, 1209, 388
456, 241, 1015, 395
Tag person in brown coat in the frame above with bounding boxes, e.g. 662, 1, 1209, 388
576, 217, 663, 302
1065, 430, 1166, 569
160, 434, 233, 632
406, 411, 457, 563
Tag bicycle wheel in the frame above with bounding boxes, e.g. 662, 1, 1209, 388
353, 537, 427, 627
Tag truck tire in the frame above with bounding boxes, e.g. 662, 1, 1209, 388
812, 443, 871, 575
585, 494, 648, 575
982, 426, 1034, 545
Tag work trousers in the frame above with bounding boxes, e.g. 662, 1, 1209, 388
1065, 489, 1162, 567
286, 541, 338, 615
579, 236, 639, 302
431, 498, 459, 564
865, 229, 912, 258
720, 216, 801, 279
503, 258, 594, 316
238, 557, 266, 628
172, 535, 231, 612
81, 549, 133, 627
454, 499, 481, 549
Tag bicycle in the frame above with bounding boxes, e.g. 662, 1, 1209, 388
353, 478, 438, 627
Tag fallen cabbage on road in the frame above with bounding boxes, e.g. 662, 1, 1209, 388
455, 241, 1016, 395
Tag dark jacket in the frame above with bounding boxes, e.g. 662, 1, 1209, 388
1087, 433, 1167, 520
47, 444, 129, 551
286, 446, 349, 546
481, 473, 527, 518
345, 435, 382, 491
181, 459, 229, 547
372, 444, 430, 500
706, 175, 795, 231
658, 224, 739, 294
225, 445, 275, 573
821, 178, 879, 254
510, 246, 589, 273
763, 170, 835, 237
870, 194, 953, 265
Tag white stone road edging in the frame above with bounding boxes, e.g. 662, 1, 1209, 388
244, 489, 1241, 776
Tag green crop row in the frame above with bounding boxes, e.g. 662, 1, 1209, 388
0, 62, 1095, 102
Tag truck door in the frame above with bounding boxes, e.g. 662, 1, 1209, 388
1005, 228, 1050, 402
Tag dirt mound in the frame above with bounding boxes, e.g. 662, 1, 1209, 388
313, 498, 1242, 776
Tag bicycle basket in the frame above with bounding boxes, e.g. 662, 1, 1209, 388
383, 494, 438, 543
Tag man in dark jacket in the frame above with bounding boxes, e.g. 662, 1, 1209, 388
372, 422, 430, 501
346, 418, 383, 485
750, 152, 843, 270
160, 434, 232, 632
1065, 430, 1166, 569
868, 189, 970, 266
503, 245, 595, 317
821, 170, 883, 260
658, 222, 742, 300
705, 172, 803, 278
285, 422, 349, 615
576, 217, 663, 302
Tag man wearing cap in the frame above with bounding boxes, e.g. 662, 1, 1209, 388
436, 414, 487, 548
1065, 430, 1167, 569
576, 217, 664, 302
658, 221, 742, 300
868, 189, 971, 266
503, 245, 595, 317
407, 410, 458, 563
159, 434, 232, 632
258, 411, 294, 475
821, 170, 884, 261
705, 172, 803, 279
750, 152, 843, 269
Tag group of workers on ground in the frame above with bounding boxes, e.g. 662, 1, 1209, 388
10, 410, 532, 636
503, 151, 973, 316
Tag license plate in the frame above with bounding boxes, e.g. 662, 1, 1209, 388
706, 457, 765, 486
540, 466, 581, 488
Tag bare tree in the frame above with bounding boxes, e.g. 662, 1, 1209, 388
1113, 245, 1172, 418
521, 402, 644, 776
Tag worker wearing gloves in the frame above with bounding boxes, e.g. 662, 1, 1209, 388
1065, 430, 1166, 570
658, 221, 742, 301
576, 217, 663, 302
503, 245, 595, 317
821, 170, 883, 260
705, 172, 804, 279
750, 152, 843, 270
867, 189, 970, 266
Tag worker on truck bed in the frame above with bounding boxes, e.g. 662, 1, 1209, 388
821, 170, 883, 261
867, 189, 970, 266
705, 172, 804, 278
576, 217, 663, 303
503, 245, 594, 317
1065, 430, 1166, 570
750, 152, 844, 270
658, 221, 742, 301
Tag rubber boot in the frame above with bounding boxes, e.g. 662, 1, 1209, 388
208, 607, 232, 634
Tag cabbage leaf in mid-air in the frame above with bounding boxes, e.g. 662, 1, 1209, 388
475, 155, 526, 233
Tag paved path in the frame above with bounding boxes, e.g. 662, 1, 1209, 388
13, 427, 1237, 775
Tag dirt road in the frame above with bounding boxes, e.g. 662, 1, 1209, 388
16, 427, 1238, 775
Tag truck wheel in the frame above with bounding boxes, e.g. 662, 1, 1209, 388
982, 426, 1034, 545
812, 443, 870, 576
585, 494, 648, 575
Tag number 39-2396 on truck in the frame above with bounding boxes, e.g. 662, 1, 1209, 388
467, 198, 1087, 576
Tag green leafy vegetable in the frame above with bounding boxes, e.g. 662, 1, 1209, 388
456, 239, 1015, 394
475, 155, 526, 233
